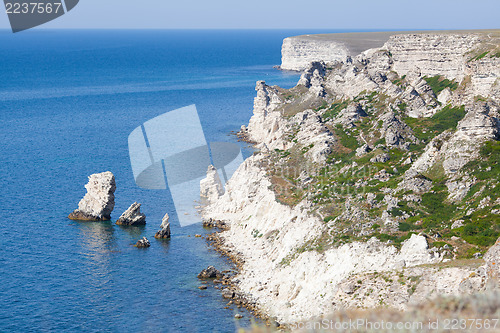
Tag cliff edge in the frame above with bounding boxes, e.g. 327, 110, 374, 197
204, 30, 500, 324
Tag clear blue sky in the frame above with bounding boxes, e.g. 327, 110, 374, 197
0, 0, 499, 30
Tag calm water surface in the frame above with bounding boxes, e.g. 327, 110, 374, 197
0, 29, 348, 332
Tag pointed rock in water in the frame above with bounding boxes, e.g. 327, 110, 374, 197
200, 165, 224, 204
135, 237, 150, 248
154, 213, 171, 239
116, 202, 146, 226
68, 171, 116, 221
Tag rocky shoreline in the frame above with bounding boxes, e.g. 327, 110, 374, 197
201, 30, 500, 325
204, 223, 282, 327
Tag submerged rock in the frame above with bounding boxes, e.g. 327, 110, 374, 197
197, 266, 223, 279
135, 237, 150, 248
116, 202, 146, 226
154, 213, 171, 239
68, 171, 116, 221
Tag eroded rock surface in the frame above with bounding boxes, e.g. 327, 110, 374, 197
135, 237, 150, 248
154, 213, 171, 239
116, 202, 146, 226
200, 165, 224, 204
68, 171, 116, 221
202, 31, 500, 324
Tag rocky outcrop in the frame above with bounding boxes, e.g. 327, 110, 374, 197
247, 81, 286, 149
197, 266, 223, 279
116, 202, 146, 226
68, 171, 116, 221
467, 56, 500, 101
297, 61, 327, 97
454, 102, 498, 141
200, 165, 224, 204
384, 33, 481, 80
291, 110, 335, 163
406, 102, 498, 179
203, 31, 500, 325
380, 111, 417, 149
202, 154, 442, 323
154, 213, 171, 239
370, 152, 390, 163
335, 103, 367, 128
135, 237, 150, 248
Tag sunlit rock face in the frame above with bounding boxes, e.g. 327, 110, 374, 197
69, 171, 116, 221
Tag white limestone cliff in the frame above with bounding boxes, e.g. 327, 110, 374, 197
384, 33, 481, 80
281, 36, 349, 71
202, 155, 442, 323
200, 165, 224, 205
203, 31, 500, 325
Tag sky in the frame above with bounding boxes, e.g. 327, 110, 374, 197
0, 0, 499, 30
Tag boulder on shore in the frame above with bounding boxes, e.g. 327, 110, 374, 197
116, 202, 146, 226
197, 266, 223, 279
154, 213, 171, 239
68, 171, 116, 221
135, 237, 150, 248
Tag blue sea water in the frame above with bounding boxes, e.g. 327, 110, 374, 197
0, 29, 344, 332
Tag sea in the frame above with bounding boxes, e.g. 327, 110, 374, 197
0, 29, 347, 332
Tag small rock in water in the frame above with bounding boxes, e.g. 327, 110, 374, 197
197, 266, 222, 279
68, 171, 116, 221
221, 289, 234, 299
154, 213, 171, 239
195, 234, 202, 238
116, 202, 146, 226
198, 285, 208, 290
234, 314, 243, 319
136, 237, 150, 248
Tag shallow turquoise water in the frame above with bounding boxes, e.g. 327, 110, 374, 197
0, 29, 345, 332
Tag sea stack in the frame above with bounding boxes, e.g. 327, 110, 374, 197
68, 171, 116, 221
200, 165, 224, 204
135, 237, 150, 248
116, 202, 146, 226
154, 213, 171, 239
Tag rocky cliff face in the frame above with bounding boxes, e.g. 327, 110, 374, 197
280, 32, 395, 71
203, 155, 445, 322
281, 37, 349, 71
384, 33, 481, 80
68, 171, 116, 221
203, 31, 500, 324
200, 165, 224, 205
